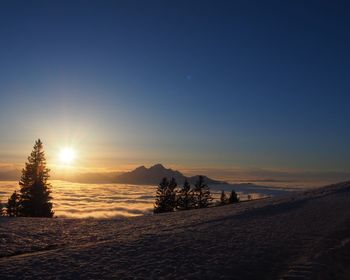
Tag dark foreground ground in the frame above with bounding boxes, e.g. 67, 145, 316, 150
1, 182, 350, 279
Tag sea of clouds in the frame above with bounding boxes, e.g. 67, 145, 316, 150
0, 181, 157, 218
0, 180, 271, 218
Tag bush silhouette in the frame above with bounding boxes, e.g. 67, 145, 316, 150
7, 191, 20, 217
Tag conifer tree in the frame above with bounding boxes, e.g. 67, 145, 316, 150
7, 191, 20, 217
219, 190, 227, 205
18, 139, 53, 217
177, 179, 194, 210
167, 177, 178, 210
228, 190, 239, 204
154, 177, 171, 213
193, 175, 212, 208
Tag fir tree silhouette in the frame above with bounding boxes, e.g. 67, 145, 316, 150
18, 139, 53, 217
7, 191, 20, 217
167, 177, 178, 210
219, 190, 227, 205
193, 175, 212, 208
177, 179, 194, 210
154, 178, 171, 213
228, 190, 239, 204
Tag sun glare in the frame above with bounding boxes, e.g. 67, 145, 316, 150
59, 147, 76, 165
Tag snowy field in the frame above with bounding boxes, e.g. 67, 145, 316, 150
0, 181, 350, 279
0, 180, 294, 218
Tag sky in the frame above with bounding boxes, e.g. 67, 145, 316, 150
0, 0, 350, 179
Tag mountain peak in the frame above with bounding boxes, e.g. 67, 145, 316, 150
149, 163, 165, 170
115, 164, 225, 185
134, 165, 147, 171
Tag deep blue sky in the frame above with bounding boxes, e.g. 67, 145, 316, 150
0, 0, 349, 172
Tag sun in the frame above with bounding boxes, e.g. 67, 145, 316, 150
59, 147, 76, 165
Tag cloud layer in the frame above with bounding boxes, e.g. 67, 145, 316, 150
0, 181, 157, 218
1, 180, 240, 218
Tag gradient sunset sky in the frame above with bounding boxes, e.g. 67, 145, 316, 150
0, 1, 349, 177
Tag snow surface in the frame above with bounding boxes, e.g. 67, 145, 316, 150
1, 181, 350, 279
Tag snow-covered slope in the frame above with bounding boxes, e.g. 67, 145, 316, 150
1, 181, 350, 279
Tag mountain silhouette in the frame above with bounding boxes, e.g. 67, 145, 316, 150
0, 169, 21, 181
114, 163, 226, 185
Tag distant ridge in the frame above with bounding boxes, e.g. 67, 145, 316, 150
0, 164, 226, 185
0, 169, 21, 181
114, 163, 226, 185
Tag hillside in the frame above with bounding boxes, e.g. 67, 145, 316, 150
1, 181, 350, 279
114, 163, 226, 185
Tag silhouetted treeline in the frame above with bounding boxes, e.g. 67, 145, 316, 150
153, 176, 239, 213
154, 175, 212, 213
154, 175, 240, 214
4, 139, 54, 218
